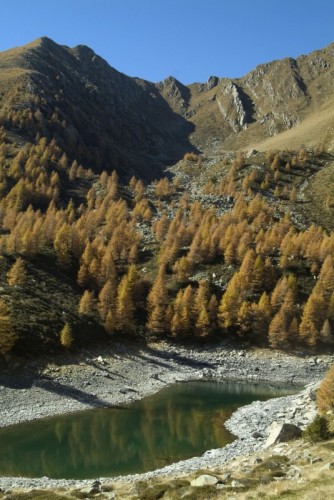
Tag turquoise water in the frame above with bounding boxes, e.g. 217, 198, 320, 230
0, 381, 294, 479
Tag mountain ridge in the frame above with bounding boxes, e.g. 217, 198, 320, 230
0, 38, 334, 181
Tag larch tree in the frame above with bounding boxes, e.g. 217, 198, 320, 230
218, 273, 243, 330
171, 304, 183, 337
207, 294, 218, 331
98, 279, 116, 322
268, 308, 289, 349
173, 256, 192, 282
299, 290, 327, 347
60, 322, 73, 349
171, 286, 194, 337
252, 254, 265, 293
104, 309, 117, 335
78, 290, 96, 316
116, 265, 138, 333
196, 305, 211, 337
179, 285, 195, 335
270, 275, 296, 313
54, 222, 72, 270
195, 280, 210, 314
237, 300, 254, 336
194, 280, 211, 336
288, 317, 299, 342
7, 257, 27, 286
99, 251, 117, 286
0, 299, 17, 355
320, 318, 333, 345
146, 268, 169, 335
315, 255, 334, 299
316, 364, 334, 413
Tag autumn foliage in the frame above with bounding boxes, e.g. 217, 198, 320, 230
0, 136, 333, 353
317, 364, 334, 413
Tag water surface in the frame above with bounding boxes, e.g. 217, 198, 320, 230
0, 380, 295, 479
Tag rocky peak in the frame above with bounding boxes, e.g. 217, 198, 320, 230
206, 76, 220, 90
157, 76, 190, 115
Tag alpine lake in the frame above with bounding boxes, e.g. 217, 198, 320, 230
0, 380, 296, 479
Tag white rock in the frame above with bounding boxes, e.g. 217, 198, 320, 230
190, 474, 219, 487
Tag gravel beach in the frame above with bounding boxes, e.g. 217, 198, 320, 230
0, 340, 333, 490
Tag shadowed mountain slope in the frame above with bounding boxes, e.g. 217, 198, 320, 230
0, 37, 194, 181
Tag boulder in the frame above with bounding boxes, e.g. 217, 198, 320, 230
265, 422, 302, 448
190, 474, 219, 487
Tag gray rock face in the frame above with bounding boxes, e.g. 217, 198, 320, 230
217, 81, 253, 132
265, 422, 302, 448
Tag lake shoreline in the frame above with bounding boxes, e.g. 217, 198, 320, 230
0, 341, 333, 490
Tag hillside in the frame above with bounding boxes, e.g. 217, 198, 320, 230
0, 38, 333, 357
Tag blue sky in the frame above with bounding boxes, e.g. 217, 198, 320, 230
1, 0, 334, 83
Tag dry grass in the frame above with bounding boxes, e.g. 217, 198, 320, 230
251, 98, 334, 153
99, 437, 334, 499
299, 160, 334, 230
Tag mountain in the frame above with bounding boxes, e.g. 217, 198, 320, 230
0, 38, 334, 183
0, 37, 194, 181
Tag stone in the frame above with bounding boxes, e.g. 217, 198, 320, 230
311, 457, 323, 464
265, 422, 302, 448
231, 479, 245, 488
190, 474, 219, 487
252, 431, 264, 439
273, 445, 287, 454
321, 462, 334, 470
247, 149, 258, 157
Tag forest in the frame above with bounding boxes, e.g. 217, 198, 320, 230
0, 122, 333, 356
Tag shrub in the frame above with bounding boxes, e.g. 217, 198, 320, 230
183, 152, 199, 162
60, 322, 73, 349
303, 414, 330, 443
317, 364, 334, 413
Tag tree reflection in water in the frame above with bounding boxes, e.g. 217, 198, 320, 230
0, 381, 295, 479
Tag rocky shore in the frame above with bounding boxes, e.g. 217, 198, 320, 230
0, 341, 333, 491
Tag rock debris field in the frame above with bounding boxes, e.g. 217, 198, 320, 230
0, 341, 333, 490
